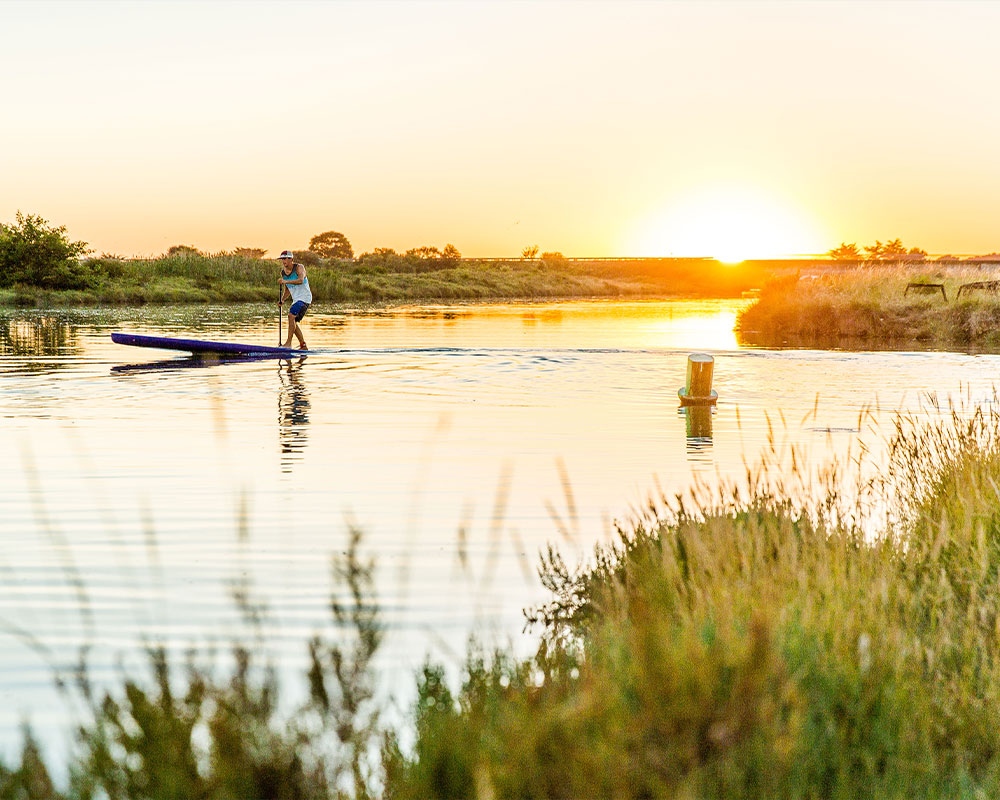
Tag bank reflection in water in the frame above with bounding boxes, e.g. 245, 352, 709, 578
1, 316, 78, 359
277, 357, 311, 472
680, 405, 714, 468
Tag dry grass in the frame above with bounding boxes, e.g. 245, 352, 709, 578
737, 264, 1000, 348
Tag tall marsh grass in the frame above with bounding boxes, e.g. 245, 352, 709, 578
738, 264, 1000, 348
7, 254, 771, 307
10, 255, 666, 308
10, 407, 1000, 797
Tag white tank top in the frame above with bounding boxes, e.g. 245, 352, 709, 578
286, 266, 313, 304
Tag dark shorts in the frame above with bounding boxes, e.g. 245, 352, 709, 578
289, 301, 310, 321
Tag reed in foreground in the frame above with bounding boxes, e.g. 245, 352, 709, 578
8, 408, 1000, 798
391, 406, 1000, 799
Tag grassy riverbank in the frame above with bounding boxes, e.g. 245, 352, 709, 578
737, 264, 1000, 348
9, 408, 1000, 797
0, 253, 768, 307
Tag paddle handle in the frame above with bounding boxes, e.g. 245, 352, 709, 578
278, 281, 282, 345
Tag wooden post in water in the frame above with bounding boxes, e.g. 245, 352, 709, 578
678, 352, 718, 406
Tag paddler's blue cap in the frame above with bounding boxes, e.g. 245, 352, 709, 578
278, 250, 294, 259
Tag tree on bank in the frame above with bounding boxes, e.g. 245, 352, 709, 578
309, 231, 354, 260
166, 245, 202, 258
874, 238, 907, 259
0, 212, 91, 289
405, 246, 442, 260
232, 247, 267, 259
830, 239, 928, 262
827, 242, 860, 260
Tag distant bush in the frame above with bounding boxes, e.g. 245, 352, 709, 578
294, 250, 326, 268
357, 246, 457, 274
540, 251, 566, 267
165, 244, 202, 258
0, 212, 92, 290
88, 257, 130, 280
308, 230, 354, 260
232, 247, 267, 259
405, 246, 442, 260
440, 243, 462, 266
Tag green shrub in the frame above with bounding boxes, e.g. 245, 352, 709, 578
0, 212, 91, 290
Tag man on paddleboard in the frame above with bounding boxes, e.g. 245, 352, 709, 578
278, 250, 312, 350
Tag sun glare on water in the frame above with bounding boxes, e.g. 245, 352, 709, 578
633, 187, 826, 262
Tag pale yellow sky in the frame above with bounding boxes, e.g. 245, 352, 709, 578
2, 0, 999, 259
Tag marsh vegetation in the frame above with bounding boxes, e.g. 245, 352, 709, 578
0, 212, 772, 306
738, 264, 1000, 349
6, 406, 1000, 797
1, 252, 772, 308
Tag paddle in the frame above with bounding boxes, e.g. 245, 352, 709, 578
278, 280, 282, 346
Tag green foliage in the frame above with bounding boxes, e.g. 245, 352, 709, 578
231, 247, 266, 259
389, 408, 1000, 798
71, 527, 383, 800
295, 250, 325, 268
356, 247, 458, 275
0, 212, 91, 290
309, 230, 354, 260
3, 251, 773, 305
404, 246, 442, 260
0, 726, 58, 799
440, 244, 462, 266
165, 245, 202, 258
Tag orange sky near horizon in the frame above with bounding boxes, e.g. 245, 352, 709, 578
2, 0, 999, 260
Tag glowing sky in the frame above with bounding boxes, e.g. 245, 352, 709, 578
2, 0, 999, 259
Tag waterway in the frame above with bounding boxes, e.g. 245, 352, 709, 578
1, 299, 997, 766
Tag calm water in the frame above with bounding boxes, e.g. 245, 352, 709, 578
2, 299, 998, 763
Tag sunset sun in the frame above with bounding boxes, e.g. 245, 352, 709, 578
634, 187, 827, 262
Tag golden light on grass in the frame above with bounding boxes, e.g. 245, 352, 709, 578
633, 185, 828, 263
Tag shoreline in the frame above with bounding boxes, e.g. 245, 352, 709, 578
0, 254, 769, 308
736, 264, 1000, 350
0, 287, 743, 310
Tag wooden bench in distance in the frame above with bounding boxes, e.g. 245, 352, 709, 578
904, 282, 947, 301
957, 280, 1000, 298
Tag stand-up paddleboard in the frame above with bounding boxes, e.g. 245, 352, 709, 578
112, 332, 307, 357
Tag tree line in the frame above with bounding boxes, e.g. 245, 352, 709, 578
165, 231, 467, 268
827, 239, 928, 261
0, 211, 581, 293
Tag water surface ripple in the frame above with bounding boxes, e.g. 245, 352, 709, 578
1, 300, 997, 761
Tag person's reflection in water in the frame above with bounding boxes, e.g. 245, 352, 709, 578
681, 405, 714, 469
278, 356, 311, 473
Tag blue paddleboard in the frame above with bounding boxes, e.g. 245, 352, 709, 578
111, 333, 307, 357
